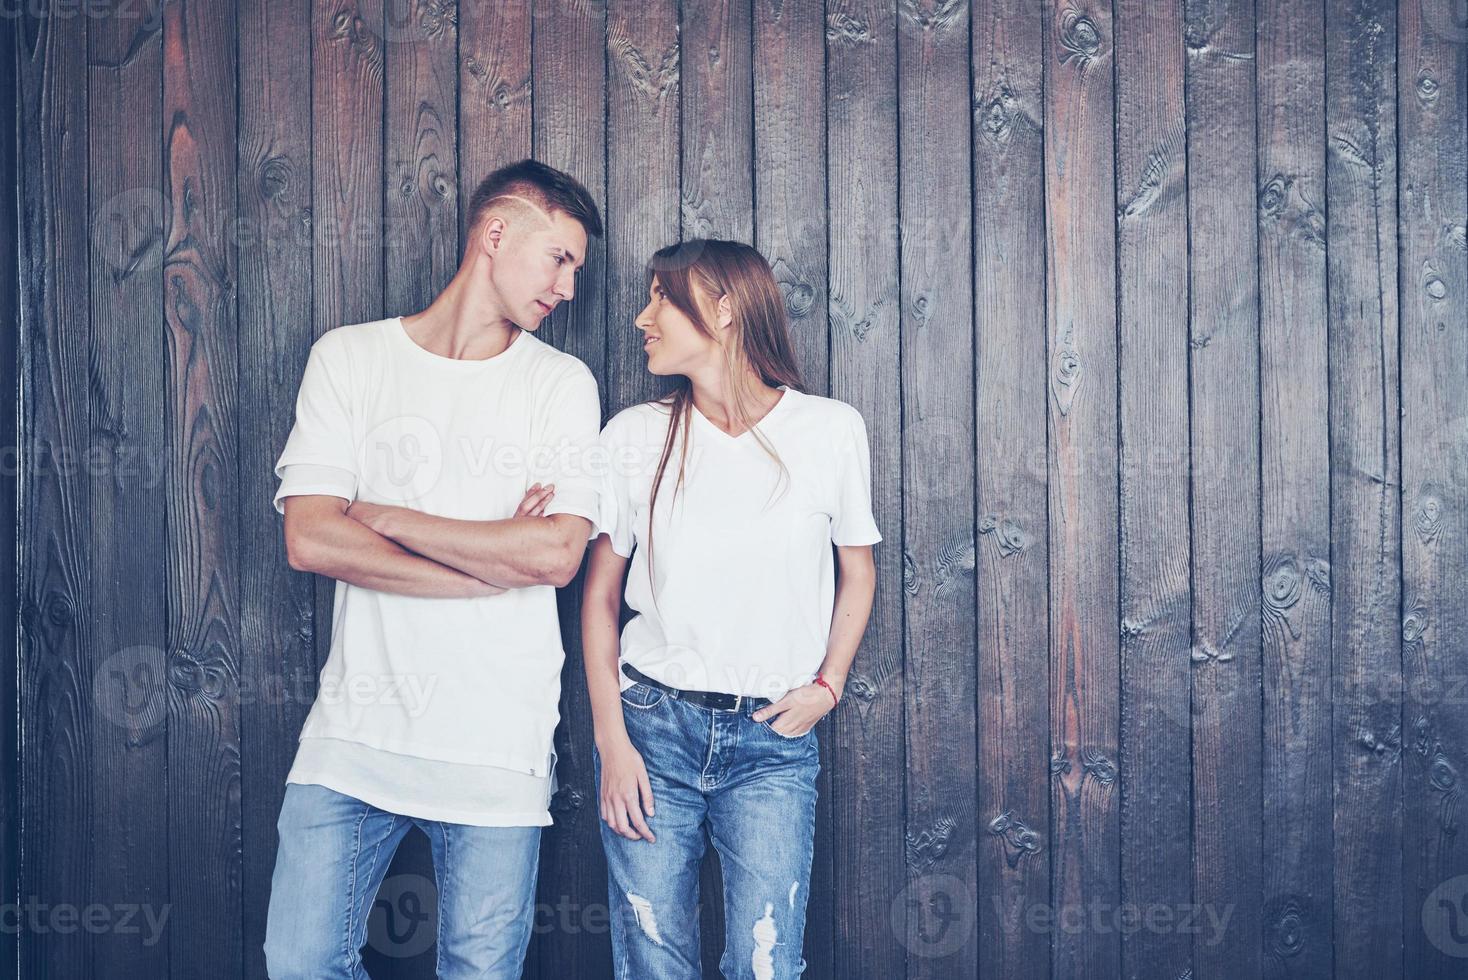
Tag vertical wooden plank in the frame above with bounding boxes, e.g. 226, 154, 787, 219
754, 0, 828, 389
898, 1, 977, 977
312, 0, 384, 375
87, 1, 168, 976
1257, 0, 1333, 974
972, 0, 1051, 977
0, 11, 19, 968
16, 7, 93, 977
162, 0, 243, 974
1399, 1, 1468, 976
384, 0, 458, 313
237, 0, 314, 976
680, 0, 752, 967
1325, 0, 1403, 975
606, 0, 679, 409
1042, 0, 1121, 975
1113, 1, 1192, 977
457, 0, 530, 250
1184, 0, 1264, 973
752, 3, 831, 975
530, 0, 607, 976
826, 3, 905, 974
681, 0, 753, 243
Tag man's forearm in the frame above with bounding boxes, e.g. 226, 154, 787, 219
299, 510, 506, 599
372, 508, 576, 588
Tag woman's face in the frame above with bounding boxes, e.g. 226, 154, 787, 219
634, 275, 720, 376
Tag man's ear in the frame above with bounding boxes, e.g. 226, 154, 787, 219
478, 215, 508, 258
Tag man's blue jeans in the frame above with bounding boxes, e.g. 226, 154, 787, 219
594, 679, 820, 979
262, 782, 541, 979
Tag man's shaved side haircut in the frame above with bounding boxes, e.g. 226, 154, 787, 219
466, 159, 604, 240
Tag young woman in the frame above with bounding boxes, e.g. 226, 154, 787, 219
580, 239, 880, 979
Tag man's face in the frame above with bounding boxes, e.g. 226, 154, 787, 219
484, 207, 588, 330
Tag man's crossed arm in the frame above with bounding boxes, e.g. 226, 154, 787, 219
284, 483, 591, 597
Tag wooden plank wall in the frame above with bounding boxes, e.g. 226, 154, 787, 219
7, 1, 1468, 978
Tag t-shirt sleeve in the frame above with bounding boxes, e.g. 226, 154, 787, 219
273, 333, 358, 509
595, 416, 637, 557
534, 362, 603, 533
273, 463, 358, 515
831, 408, 883, 546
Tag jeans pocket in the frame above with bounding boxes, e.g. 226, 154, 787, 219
761, 717, 810, 740
619, 681, 667, 711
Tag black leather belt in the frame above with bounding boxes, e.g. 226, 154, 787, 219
622, 663, 771, 713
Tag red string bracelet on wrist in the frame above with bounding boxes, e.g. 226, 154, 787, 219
814, 675, 838, 708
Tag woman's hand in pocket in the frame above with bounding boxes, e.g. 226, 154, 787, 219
598, 736, 657, 843
752, 680, 839, 737
514, 482, 556, 518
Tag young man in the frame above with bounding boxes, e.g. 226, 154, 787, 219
263, 160, 603, 979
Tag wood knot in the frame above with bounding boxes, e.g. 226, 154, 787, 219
549, 785, 583, 817
905, 816, 957, 872
46, 591, 76, 627
259, 156, 293, 201
988, 811, 1041, 868
1059, 9, 1103, 64
1263, 894, 1310, 958
844, 674, 877, 703
1081, 749, 1116, 785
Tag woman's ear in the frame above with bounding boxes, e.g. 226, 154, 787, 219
716, 293, 733, 330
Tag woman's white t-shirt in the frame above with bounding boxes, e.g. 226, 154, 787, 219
597, 387, 882, 699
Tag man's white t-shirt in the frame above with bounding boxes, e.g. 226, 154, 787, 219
272, 316, 601, 826
597, 387, 882, 699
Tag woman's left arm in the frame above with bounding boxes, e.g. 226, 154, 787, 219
753, 544, 877, 735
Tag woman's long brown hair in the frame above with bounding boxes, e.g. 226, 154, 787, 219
641, 239, 805, 595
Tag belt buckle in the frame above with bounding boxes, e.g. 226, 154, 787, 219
710, 692, 741, 713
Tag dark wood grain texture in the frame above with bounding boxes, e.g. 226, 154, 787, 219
1184, 0, 1264, 975
973, 1, 1052, 976
385, 0, 458, 313
1043, 0, 1121, 975
0, 11, 19, 969
17, 7, 94, 977
1398, 2, 1467, 977
1113, 0, 1193, 977
1326, 1, 1404, 976
5, 5, 1461, 978
458, 0, 531, 249
162, 0, 244, 974
1258, 0, 1333, 975
825, 2, 907, 977
87, 1, 169, 976
237, 0, 315, 975
898, 1, 978, 977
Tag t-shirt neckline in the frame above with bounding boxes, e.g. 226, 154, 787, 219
390, 315, 529, 369
689, 385, 793, 442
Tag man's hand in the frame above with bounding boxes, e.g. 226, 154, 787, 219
346, 483, 557, 535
